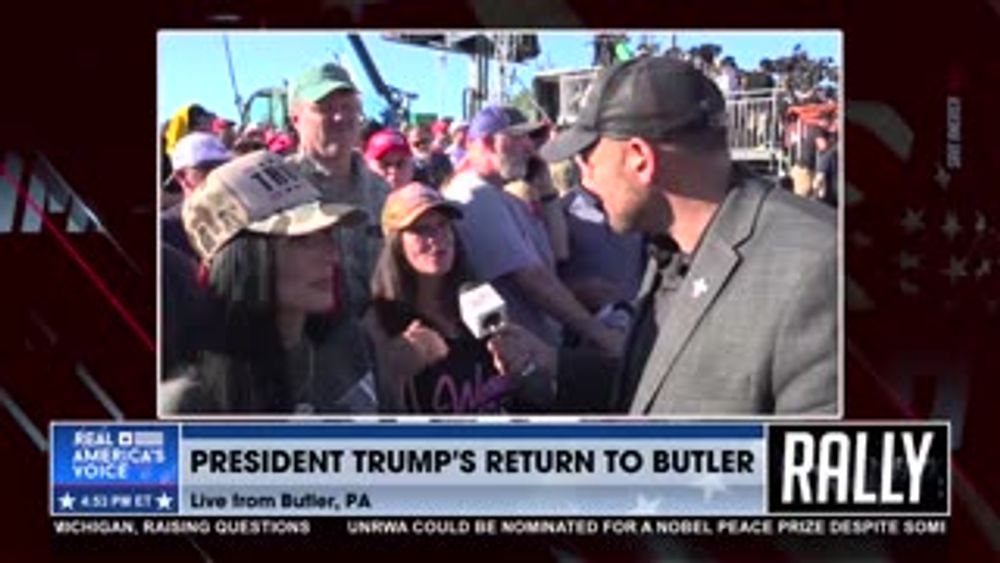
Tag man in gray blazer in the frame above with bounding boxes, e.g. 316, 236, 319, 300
487, 55, 838, 416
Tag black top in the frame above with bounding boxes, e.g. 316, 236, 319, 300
162, 202, 198, 261
613, 236, 687, 410
161, 244, 225, 374
402, 333, 503, 414
374, 300, 503, 414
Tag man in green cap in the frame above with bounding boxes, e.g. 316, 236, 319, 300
286, 62, 390, 317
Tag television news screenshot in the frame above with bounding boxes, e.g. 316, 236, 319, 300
1, 4, 997, 560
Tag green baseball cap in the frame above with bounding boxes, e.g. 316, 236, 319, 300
290, 63, 357, 104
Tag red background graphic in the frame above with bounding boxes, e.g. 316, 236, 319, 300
1, 0, 997, 560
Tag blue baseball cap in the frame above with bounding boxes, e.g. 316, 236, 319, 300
467, 105, 546, 142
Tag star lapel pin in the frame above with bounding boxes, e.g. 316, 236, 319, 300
692, 277, 709, 299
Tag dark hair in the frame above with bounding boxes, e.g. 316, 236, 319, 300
195, 232, 330, 412
369, 217, 469, 337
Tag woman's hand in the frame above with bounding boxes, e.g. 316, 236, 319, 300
400, 320, 449, 369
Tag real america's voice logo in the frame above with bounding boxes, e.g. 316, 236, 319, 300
51, 424, 181, 516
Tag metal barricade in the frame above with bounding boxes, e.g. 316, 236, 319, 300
725, 88, 784, 163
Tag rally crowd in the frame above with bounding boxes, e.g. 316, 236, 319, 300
160, 54, 837, 416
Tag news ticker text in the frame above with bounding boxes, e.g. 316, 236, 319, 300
51, 516, 948, 538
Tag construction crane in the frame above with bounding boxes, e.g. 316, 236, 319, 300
381, 32, 539, 119
345, 33, 416, 125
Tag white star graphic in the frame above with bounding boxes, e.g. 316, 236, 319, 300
975, 212, 988, 235
941, 212, 962, 241
975, 259, 992, 279
896, 251, 922, 271
156, 492, 174, 510
627, 493, 662, 515
942, 256, 968, 285
900, 279, 920, 296
934, 162, 951, 189
901, 208, 925, 234
58, 492, 76, 510
692, 278, 709, 299
691, 473, 728, 503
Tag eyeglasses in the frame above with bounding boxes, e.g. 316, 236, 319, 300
405, 221, 451, 240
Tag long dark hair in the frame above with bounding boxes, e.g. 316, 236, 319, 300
196, 232, 330, 412
369, 219, 469, 337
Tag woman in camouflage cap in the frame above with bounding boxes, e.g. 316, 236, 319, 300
161, 151, 380, 415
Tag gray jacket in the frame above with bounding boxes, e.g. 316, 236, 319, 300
557, 175, 838, 416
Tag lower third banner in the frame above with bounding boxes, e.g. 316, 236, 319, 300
52, 423, 764, 517
49, 422, 949, 518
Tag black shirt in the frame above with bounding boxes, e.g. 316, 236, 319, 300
162, 202, 197, 261
403, 333, 502, 414
375, 301, 502, 414
613, 236, 688, 410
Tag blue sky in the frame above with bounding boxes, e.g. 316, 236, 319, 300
158, 31, 841, 125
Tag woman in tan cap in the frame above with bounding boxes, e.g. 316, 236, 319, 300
366, 182, 515, 414
161, 150, 378, 415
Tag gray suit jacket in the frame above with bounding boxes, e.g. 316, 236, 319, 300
628, 177, 838, 416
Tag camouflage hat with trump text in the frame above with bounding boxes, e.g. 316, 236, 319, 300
181, 150, 366, 262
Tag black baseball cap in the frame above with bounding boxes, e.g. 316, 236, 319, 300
540, 56, 727, 162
